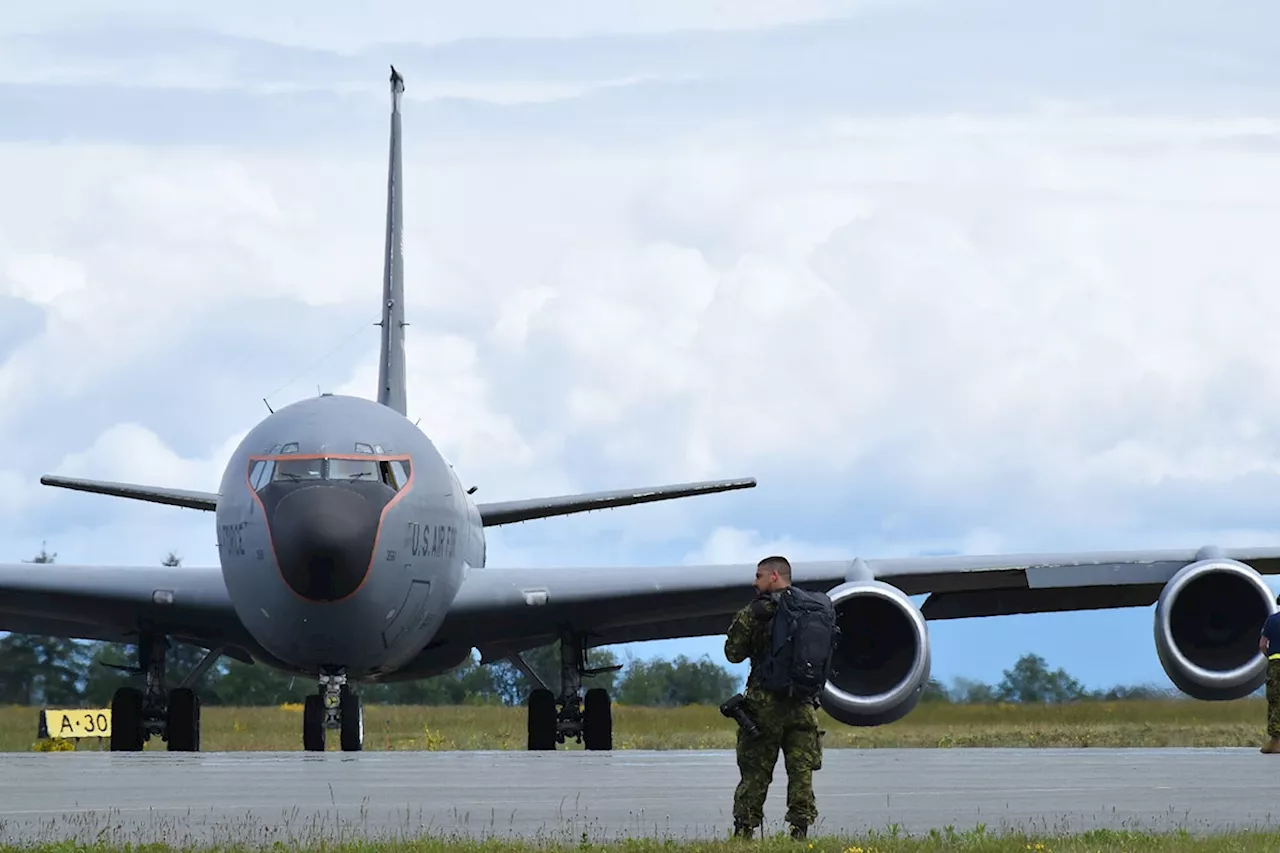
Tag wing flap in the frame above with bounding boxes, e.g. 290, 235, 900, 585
920, 584, 1165, 620
475, 477, 756, 526
40, 475, 219, 511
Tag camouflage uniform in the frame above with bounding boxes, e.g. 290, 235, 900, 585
724, 593, 823, 836
1267, 658, 1280, 740
1262, 605, 1280, 754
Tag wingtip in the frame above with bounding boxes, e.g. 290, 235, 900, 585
390, 64, 405, 91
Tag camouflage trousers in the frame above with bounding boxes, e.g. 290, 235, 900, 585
1267, 659, 1280, 739
732, 694, 823, 830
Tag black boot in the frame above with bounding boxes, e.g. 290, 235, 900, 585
733, 822, 755, 839
790, 824, 808, 840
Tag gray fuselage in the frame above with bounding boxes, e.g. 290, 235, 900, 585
215, 393, 484, 679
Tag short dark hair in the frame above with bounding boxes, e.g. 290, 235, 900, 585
758, 555, 792, 581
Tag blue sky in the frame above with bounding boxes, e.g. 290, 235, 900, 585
2, 1, 1280, 697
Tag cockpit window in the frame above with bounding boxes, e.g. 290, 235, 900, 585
328, 458, 380, 481
273, 458, 324, 481
380, 459, 411, 490
248, 455, 411, 492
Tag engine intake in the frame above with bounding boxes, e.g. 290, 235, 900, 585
1154, 558, 1277, 701
820, 580, 931, 726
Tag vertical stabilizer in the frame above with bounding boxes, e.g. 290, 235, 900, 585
377, 65, 408, 416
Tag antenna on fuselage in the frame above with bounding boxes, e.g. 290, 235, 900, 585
263, 398, 274, 414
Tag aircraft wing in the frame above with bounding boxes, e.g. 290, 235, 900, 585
39, 475, 218, 511
443, 545, 1280, 662
0, 561, 255, 661
35, 475, 756, 522
475, 477, 756, 526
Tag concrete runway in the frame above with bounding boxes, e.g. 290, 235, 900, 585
1, 749, 1278, 845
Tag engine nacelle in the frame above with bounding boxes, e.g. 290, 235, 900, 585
820, 579, 932, 727
1154, 558, 1277, 701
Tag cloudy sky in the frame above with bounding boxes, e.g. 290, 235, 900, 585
2, 0, 1279, 696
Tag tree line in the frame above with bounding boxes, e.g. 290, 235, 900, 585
0, 545, 1222, 708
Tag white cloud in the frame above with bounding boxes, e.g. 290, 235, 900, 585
683, 526, 855, 566
7, 108, 1280, 564
0, 1, 899, 48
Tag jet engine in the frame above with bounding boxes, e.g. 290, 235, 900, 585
819, 580, 932, 726
1154, 558, 1277, 701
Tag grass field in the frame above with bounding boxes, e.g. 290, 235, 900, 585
4, 830, 1280, 853
8, 697, 1273, 751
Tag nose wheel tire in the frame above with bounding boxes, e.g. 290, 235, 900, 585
302, 676, 363, 752
340, 686, 364, 752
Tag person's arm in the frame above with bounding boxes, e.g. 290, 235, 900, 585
724, 607, 754, 664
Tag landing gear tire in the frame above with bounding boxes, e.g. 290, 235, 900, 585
103, 634, 221, 753
165, 687, 201, 752
340, 686, 364, 752
110, 686, 146, 752
522, 630, 620, 751
527, 688, 557, 750
582, 687, 612, 751
303, 694, 325, 751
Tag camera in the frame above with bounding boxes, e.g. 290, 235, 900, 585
719, 693, 761, 739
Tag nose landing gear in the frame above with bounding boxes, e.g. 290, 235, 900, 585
302, 668, 364, 752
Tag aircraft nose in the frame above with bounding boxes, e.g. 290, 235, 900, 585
270, 485, 381, 602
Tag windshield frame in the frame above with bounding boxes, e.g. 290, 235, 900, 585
246, 452, 413, 492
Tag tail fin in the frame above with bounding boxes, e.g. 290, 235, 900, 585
377, 65, 408, 416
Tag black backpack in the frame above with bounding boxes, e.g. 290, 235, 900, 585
757, 586, 839, 701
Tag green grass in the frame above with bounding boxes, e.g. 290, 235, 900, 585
4, 828, 1280, 853
6, 697, 1273, 752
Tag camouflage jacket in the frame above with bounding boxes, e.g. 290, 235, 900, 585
724, 593, 778, 699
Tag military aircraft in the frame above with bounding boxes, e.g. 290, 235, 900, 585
10, 67, 1280, 755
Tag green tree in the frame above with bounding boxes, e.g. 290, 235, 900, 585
995, 653, 1086, 703
614, 654, 741, 706
950, 677, 997, 703
920, 677, 952, 703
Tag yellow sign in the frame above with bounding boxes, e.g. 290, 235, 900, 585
43, 708, 111, 739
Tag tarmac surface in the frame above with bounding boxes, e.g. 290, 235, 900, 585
0, 748, 1277, 845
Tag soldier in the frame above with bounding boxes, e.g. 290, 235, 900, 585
1259, 595, 1280, 754
723, 555, 824, 840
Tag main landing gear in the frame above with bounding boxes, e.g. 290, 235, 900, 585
302, 668, 364, 752
107, 634, 222, 752
522, 631, 620, 751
